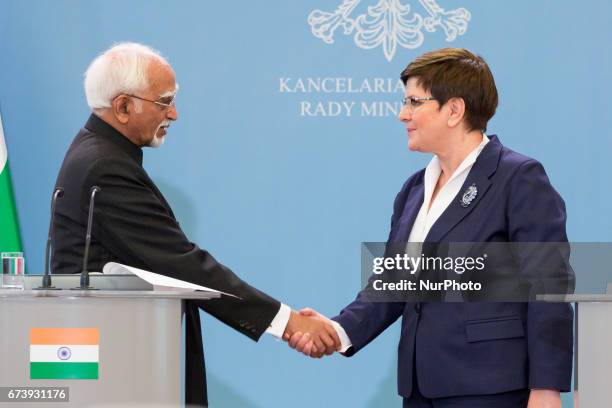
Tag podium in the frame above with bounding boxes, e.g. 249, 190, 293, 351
540, 293, 612, 407
0, 275, 219, 407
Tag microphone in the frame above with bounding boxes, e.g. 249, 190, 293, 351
74, 186, 101, 290
37, 187, 64, 289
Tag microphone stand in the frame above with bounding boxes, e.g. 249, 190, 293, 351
73, 186, 101, 290
36, 187, 64, 290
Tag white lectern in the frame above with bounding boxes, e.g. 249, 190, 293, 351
0, 275, 218, 407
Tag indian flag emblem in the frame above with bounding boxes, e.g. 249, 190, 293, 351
30, 328, 99, 380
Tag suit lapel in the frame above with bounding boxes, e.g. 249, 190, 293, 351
393, 182, 424, 243
425, 136, 503, 242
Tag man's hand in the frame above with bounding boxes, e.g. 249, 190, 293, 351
527, 389, 561, 408
284, 308, 339, 358
283, 308, 340, 358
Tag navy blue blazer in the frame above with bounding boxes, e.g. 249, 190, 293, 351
333, 136, 573, 399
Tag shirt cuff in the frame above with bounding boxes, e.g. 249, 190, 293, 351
330, 321, 352, 353
265, 303, 291, 339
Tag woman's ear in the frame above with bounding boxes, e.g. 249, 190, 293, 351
447, 97, 466, 128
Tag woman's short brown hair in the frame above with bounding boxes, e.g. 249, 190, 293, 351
401, 48, 498, 132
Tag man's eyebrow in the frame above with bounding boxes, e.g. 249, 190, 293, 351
159, 83, 179, 98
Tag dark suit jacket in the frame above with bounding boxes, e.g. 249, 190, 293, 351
333, 136, 574, 398
52, 114, 280, 339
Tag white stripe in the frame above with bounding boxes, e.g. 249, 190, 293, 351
0, 113, 7, 171
30, 345, 99, 363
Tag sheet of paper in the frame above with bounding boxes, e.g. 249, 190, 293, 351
102, 262, 240, 298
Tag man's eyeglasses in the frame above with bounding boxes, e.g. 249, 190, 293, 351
401, 96, 437, 112
127, 94, 176, 109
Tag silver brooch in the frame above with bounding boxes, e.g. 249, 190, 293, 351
460, 183, 477, 208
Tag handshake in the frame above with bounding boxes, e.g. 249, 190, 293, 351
282, 308, 343, 358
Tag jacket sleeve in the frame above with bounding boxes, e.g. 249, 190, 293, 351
84, 158, 280, 341
331, 175, 420, 355
507, 159, 574, 391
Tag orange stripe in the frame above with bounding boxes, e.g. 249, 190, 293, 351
30, 328, 99, 345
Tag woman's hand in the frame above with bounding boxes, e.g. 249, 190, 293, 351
527, 389, 561, 408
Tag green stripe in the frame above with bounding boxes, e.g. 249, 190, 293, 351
30, 362, 98, 380
0, 162, 22, 252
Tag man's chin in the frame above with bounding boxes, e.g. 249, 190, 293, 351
147, 135, 165, 148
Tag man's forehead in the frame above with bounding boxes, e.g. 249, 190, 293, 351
147, 61, 177, 92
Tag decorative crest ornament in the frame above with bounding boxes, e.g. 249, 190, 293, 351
460, 183, 477, 208
308, 0, 471, 62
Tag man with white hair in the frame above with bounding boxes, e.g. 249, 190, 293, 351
82, 42, 176, 148
51, 42, 339, 406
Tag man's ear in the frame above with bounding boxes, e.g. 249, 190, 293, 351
447, 97, 466, 128
112, 95, 131, 124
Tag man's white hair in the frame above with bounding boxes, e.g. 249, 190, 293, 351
84, 42, 170, 110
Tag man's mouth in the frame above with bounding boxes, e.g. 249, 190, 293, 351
157, 123, 170, 136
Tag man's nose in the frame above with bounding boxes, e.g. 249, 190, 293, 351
167, 105, 178, 121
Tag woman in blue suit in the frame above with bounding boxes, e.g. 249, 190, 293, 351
288, 48, 573, 408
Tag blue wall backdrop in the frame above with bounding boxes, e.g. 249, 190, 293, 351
1, 1, 611, 406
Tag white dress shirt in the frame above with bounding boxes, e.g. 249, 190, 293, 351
266, 303, 291, 338
332, 134, 490, 352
